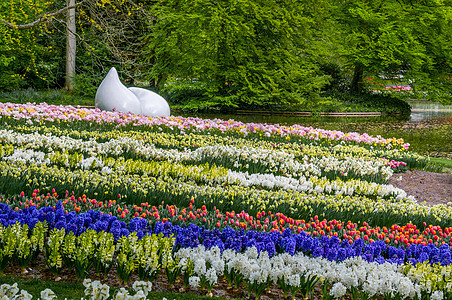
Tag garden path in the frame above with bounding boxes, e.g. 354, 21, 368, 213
389, 169, 452, 206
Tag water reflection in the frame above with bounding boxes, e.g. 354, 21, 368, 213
409, 101, 452, 122
176, 103, 451, 158
178, 101, 452, 125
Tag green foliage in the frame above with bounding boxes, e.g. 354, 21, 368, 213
31, 220, 47, 258
1, 0, 452, 109
0, 88, 93, 106
61, 231, 76, 269
246, 276, 271, 300
93, 231, 115, 277
73, 229, 96, 280
72, 73, 101, 98
72, 41, 122, 98
428, 158, 452, 170
14, 223, 34, 269
116, 233, 138, 284
0, 0, 13, 69
0, 222, 36, 272
0, 0, 65, 91
136, 234, 163, 282
333, 0, 452, 102
0, 223, 18, 273
0, 276, 236, 300
324, 90, 411, 116
161, 80, 209, 108
45, 227, 65, 276
145, 0, 330, 110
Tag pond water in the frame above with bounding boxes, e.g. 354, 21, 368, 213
178, 101, 452, 159
409, 101, 452, 122
179, 101, 452, 126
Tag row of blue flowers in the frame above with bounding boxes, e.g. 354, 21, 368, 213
0, 202, 450, 267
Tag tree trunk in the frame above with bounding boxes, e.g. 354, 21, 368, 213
350, 64, 364, 93
65, 0, 76, 92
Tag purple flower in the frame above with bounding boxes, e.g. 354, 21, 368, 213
95, 221, 108, 232
246, 238, 257, 250
337, 248, 347, 261
214, 239, 225, 252
120, 228, 130, 237
326, 248, 338, 261
352, 239, 364, 255
129, 218, 140, 232
66, 223, 78, 234
89, 210, 102, 222
269, 231, 281, 246
107, 216, 117, 227
78, 226, 86, 236
203, 238, 214, 249
265, 241, 276, 257
375, 256, 386, 264
221, 226, 235, 240
110, 220, 122, 231
65, 211, 77, 223
328, 236, 340, 248
362, 244, 375, 257
110, 227, 120, 240
284, 237, 296, 256
312, 246, 323, 258
418, 252, 429, 263
154, 222, 164, 235
55, 220, 66, 230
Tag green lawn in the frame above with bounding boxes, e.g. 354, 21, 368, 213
0, 89, 93, 107
0, 275, 236, 300
429, 157, 452, 171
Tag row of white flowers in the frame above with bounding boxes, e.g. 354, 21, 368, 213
177, 246, 443, 299
2, 246, 447, 299
0, 129, 393, 181
1, 146, 409, 201
10, 123, 425, 167
227, 170, 409, 200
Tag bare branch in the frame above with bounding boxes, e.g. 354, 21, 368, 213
0, 0, 89, 30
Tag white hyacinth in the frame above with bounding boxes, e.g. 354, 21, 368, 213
431, 290, 444, 300
189, 276, 201, 288
40, 288, 57, 300
329, 282, 347, 298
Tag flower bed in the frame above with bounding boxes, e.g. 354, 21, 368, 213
0, 102, 449, 299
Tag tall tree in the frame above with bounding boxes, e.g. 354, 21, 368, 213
0, 0, 57, 90
65, 0, 76, 91
143, 0, 330, 109
333, 0, 452, 102
0, 0, 88, 90
0, 0, 148, 93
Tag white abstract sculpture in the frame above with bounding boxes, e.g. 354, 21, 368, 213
95, 67, 170, 117
129, 87, 171, 117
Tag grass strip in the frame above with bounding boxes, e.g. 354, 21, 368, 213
428, 157, 452, 170
0, 275, 234, 300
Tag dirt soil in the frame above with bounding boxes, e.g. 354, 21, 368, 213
389, 169, 452, 206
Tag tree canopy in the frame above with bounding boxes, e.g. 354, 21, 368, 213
1, 0, 451, 105
334, 0, 452, 98
141, 0, 332, 109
